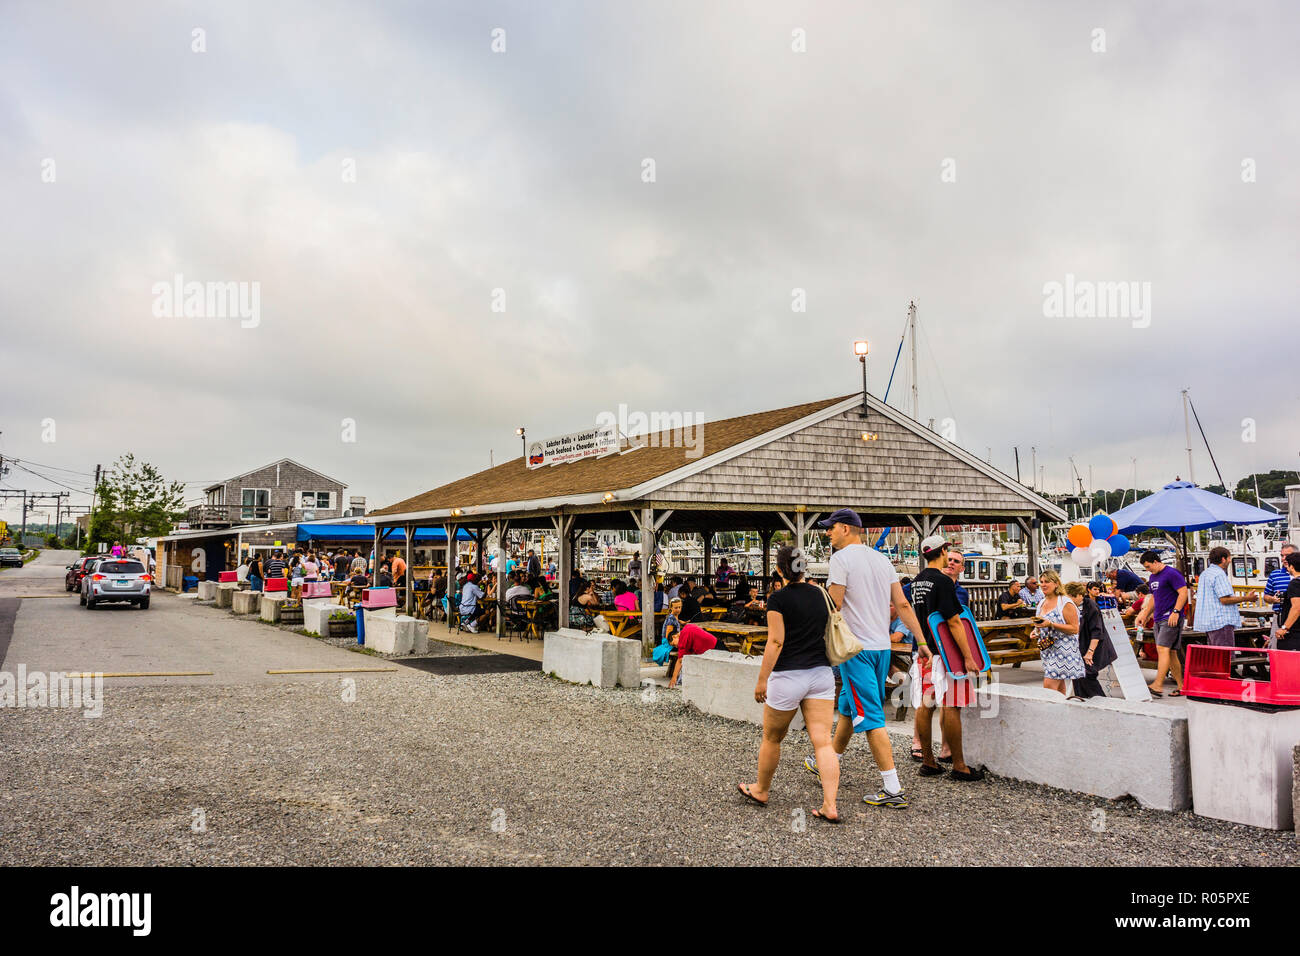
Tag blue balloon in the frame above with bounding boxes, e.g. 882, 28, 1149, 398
1108, 533, 1130, 557
1088, 514, 1114, 540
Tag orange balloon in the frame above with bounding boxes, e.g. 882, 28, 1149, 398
1067, 524, 1093, 548
1107, 517, 1118, 538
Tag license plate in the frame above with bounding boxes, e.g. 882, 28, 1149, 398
115, 579, 132, 587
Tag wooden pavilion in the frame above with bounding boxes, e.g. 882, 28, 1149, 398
367, 393, 1067, 652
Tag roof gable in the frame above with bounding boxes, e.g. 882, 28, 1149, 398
207, 458, 347, 491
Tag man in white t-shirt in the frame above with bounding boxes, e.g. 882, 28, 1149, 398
803, 508, 929, 810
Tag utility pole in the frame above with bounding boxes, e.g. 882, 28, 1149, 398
1031, 447, 1038, 490
88, 463, 102, 545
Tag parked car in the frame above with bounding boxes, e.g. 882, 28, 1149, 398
65, 555, 101, 591
0, 548, 23, 568
81, 558, 151, 609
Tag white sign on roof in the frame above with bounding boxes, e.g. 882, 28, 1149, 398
527, 426, 618, 469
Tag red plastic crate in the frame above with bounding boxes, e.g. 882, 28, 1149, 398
264, 577, 288, 593
218, 571, 238, 583
301, 582, 332, 599
361, 587, 396, 609
1184, 644, 1300, 707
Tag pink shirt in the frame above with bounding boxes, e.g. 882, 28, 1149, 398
614, 592, 639, 612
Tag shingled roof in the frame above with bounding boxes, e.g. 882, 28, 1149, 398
369, 395, 853, 517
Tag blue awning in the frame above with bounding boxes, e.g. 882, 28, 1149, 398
295, 525, 473, 543
1109, 480, 1286, 534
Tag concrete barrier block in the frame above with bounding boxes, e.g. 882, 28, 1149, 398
1294, 745, 1300, 837
215, 583, 239, 608
1187, 699, 1300, 830
361, 608, 425, 654
259, 593, 290, 623
197, 580, 218, 601
542, 628, 640, 689
681, 651, 805, 730
302, 599, 344, 636
232, 590, 261, 615
960, 683, 1189, 811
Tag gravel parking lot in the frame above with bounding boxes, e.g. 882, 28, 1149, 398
1, 553, 1294, 866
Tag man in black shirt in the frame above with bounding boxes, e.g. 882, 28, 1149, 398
678, 583, 702, 623
996, 580, 1033, 618
910, 536, 984, 781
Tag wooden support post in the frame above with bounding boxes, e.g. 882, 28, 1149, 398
474, 529, 485, 574
702, 531, 713, 588
760, 529, 773, 589
639, 509, 656, 656
403, 523, 414, 615
372, 526, 381, 583
492, 519, 510, 639
553, 514, 575, 630
444, 523, 458, 629
1028, 517, 1041, 579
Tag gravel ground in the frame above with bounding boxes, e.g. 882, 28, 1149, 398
1, 637, 1295, 866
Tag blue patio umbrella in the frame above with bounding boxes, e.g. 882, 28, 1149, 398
1109, 480, 1285, 535
1109, 480, 1284, 574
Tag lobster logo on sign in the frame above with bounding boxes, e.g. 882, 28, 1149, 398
528, 442, 544, 467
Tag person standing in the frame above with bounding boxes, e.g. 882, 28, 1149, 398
1273, 553, 1300, 650
1194, 546, 1251, 647
738, 546, 841, 822
908, 535, 983, 782
265, 550, 287, 583
246, 552, 264, 593
1133, 550, 1188, 696
350, 550, 368, 575
803, 509, 930, 808
526, 549, 541, 580
943, 551, 970, 606
1264, 542, 1298, 645
1064, 581, 1115, 699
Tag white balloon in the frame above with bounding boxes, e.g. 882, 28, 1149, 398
1072, 546, 1093, 567
1091, 539, 1113, 563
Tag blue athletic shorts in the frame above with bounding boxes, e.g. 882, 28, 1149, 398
836, 648, 891, 732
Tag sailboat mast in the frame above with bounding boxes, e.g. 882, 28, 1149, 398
1182, 389, 1195, 484
908, 301, 919, 420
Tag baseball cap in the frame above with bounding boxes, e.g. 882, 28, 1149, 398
920, 535, 950, 559
816, 508, 863, 529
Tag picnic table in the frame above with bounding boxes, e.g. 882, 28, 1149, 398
516, 599, 558, 639
698, 621, 768, 655
977, 618, 1040, 667
598, 608, 669, 639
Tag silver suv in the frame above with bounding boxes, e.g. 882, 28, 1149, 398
81, 558, 151, 609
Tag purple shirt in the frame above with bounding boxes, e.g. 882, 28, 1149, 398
1148, 565, 1187, 621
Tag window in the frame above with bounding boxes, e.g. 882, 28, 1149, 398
978, 561, 992, 581
1265, 557, 1279, 576
241, 488, 270, 520
1012, 561, 1027, 578
963, 560, 975, 578
99, 561, 145, 574
299, 491, 334, 510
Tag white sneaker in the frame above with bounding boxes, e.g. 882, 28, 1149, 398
466, 622, 478, 633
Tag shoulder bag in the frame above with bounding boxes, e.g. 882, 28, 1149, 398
815, 583, 863, 665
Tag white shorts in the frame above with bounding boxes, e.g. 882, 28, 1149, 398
766, 666, 836, 711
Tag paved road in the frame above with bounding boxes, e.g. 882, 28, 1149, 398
0, 549, 394, 686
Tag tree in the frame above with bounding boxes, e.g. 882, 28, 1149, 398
86, 454, 185, 551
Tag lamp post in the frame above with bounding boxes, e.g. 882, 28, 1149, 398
516, 427, 526, 462
854, 340, 869, 419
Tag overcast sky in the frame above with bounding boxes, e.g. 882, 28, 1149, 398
2, 0, 1297, 525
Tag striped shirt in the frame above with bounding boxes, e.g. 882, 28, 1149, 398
1266, 565, 1292, 618
1193, 564, 1239, 632
265, 559, 286, 578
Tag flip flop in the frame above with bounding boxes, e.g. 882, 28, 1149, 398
910, 747, 924, 762
736, 783, 768, 807
811, 808, 842, 824
1147, 687, 1164, 698
1169, 689, 1184, 697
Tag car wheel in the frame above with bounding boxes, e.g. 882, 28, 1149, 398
139, 598, 150, 610
87, 595, 97, 609
79, 590, 86, 606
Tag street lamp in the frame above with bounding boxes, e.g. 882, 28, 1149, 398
516, 427, 526, 463
854, 340, 869, 418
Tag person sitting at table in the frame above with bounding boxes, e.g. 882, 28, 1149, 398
667, 623, 719, 689
505, 572, 532, 606
531, 575, 553, 600
376, 562, 394, 589
612, 579, 639, 612
1122, 583, 1149, 623
576, 580, 601, 610
667, 576, 685, 603
459, 572, 486, 632
734, 573, 753, 605
677, 582, 702, 623
698, 584, 727, 608
767, 577, 784, 600
996, 580, 1034, 619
